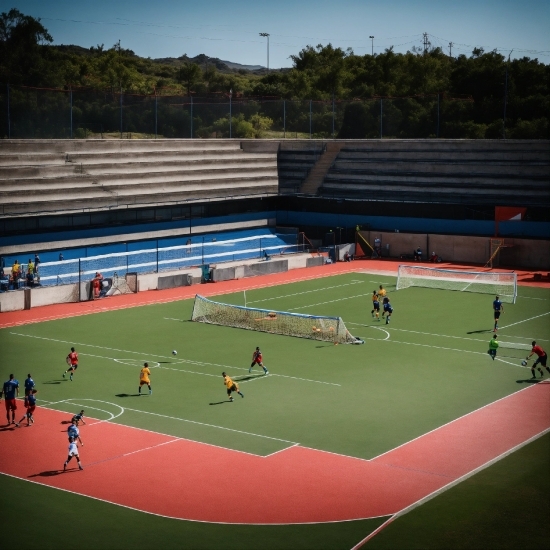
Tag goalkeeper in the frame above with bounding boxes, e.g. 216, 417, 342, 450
222, 372, 244, 402
487, 334, 499, 360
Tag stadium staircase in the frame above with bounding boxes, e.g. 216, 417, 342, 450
0, 139, 278, 216
299, 143, 343, 194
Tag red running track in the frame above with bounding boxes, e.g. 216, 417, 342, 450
0, 382, 548, 524
1, 259, 547, 330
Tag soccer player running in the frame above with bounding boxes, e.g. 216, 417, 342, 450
378, 285, 387, 301
493, 296, 504, 332
64, 437, 84, 471
249, 347, 268, 375
72, 410, 86, 425
526, 341, 549, 379
487, 334, 499, 360
67, 419, 84, 445
139, 362, 152, 395
16, 389, 38, 427
2, 374, 20, 425
381, 296, 393, 324
222, 372, 244, 402
63, 347, 79, 381
371, 290, 380, 321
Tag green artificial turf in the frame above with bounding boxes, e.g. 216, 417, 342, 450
0, 271, 548, 549
365, 433, 550, 550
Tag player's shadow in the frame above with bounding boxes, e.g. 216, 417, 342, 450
0, 425, 17, 432
209, 401, 231, 405
42, 380, 63, 384
60, 420, 72, 424
467, 329, 493, 334
235, 374, 262, 382
516, 378, 542, 384
115, 393, 141, 397
29, 469, 64, 477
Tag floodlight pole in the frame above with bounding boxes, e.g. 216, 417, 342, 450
369, 36, 374, 56
229, 88, 232, 138
259, 33, 270, 72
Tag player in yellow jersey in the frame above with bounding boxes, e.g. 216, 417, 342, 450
138, 362, 152, 395
371, 290, 380, 320
222, 372, 244, 402
378, 285, 387, 300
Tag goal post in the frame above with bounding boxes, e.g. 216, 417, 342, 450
396, 265, 517, 303
191, 294, 364, 344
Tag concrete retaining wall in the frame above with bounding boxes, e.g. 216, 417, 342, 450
157, 273, 193, 290
360, 231, 550, 269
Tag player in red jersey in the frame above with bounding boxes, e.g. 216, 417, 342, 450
63, 347, 79, 381
16, 389, 37, 427
526, 342, 549, 379
249, 347, 268, 375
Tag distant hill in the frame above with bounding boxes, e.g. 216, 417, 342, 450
153, 54, 265, 73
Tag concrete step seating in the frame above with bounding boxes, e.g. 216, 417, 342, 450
0, 140, 278, 216
318, 140, 550, 206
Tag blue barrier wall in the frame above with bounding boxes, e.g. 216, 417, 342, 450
276, 211, 550, 238
0, 211, 277, 249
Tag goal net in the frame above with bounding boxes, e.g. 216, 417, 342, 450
191, 294, 364, 344
396, 265, 517, 303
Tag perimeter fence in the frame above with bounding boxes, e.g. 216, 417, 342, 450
12, 232, 304, 289
0, 85, 476, 140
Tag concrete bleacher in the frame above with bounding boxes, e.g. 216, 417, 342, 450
276, 141, 325, 194
318, 140, 550, 206
0, 139, 278, 216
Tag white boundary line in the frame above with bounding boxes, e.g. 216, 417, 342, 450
370, 382, 542, 461
0, 471, 389, 526
499, 311, 550, 329
40, 400, 297, 458
9, 332, 338, 386
351, 426, 550, 549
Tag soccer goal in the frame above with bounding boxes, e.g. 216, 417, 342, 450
191, 294, 364, 344
396, 265, 517, 303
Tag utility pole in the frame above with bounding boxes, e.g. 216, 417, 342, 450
448, 42, 453, 57
259, 33, 270, 72
423, 32, 430, 54
503, 50, 513, 139
369, 36, 374, 56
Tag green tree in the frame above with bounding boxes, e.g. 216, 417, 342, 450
177, 62, 201, 95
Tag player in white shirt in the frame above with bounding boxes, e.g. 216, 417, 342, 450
64, 437, 83, 471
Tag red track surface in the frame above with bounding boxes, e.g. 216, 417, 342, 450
0, 383, 548, 523
1, 259, 549, 524
1, 259, 547, 329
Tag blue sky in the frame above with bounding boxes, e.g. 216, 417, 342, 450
3, 0, 549, 67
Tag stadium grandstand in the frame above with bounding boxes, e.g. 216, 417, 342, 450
0, 137, 549, 310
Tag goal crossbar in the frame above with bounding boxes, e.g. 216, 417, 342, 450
396, 265, 517, 303
191, 294, 363, 344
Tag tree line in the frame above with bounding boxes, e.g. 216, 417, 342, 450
0, 8, 548, 139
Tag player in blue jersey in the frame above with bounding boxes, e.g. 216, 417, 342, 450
64, 437, 84, 471
371, 290, 380, 321
2, 374, 20, 425
72, 410, 86, 425
493, 296, 504, 332
67, 419, 84, 445
24, 374, 35, 396
381, 296, 393, 324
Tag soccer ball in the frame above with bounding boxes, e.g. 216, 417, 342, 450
521, 360, 527, 366
172, 350, 177, 356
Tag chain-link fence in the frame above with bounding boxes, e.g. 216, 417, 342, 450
0, 85, 479, 140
